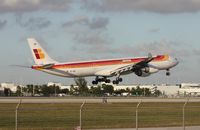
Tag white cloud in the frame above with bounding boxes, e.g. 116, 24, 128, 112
0, 0, 73, 13
62, 16, 111, 45
4, 0, 40, 6
62, 16, 109, 30
0, 20, 7, 29
82, 0, 200, 14
193, 49, 200, 55
148, 28, 160, 33
82, 39, 191, 58
16, 15, 51, 30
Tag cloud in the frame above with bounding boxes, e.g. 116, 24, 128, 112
0, 20, 7, 29
62, 16, 111, 45
82, 0, 200, 14
193, 49, 200, 55
16, 16, 51, 30
74, 30, 111, 45
69, 38, 188, 59
119, 40, 190, 58
89, 17, 109, 29
148, 28, 160, 33
80, 39, 191, 60
0, 0, 73, 13
62, 16, 109, 30
62, 16, 89, 27
192, 49, 200, 63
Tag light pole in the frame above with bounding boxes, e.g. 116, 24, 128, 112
80, 101, 86, 130
15, 99, 22, 130
136, 100, 142, 130
183, 98, 189, 130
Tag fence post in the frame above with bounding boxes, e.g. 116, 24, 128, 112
136, 100, 142, 130
183, 98, 189, 130
80, 101, 86, 130
15, 99, 22, 130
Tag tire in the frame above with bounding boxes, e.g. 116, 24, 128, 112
115, 80, 119, 85
92, 80, 98, 84
166, 72, 170, 76
118, 78, 123, 82
105, 79, 111, 83
112, 80, 116, 84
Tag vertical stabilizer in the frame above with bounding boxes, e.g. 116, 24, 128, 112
27, 38, 58, 65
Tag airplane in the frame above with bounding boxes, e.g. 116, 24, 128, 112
27, 38, 179, 85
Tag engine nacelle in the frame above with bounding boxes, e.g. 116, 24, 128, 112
135, 67, 159, 77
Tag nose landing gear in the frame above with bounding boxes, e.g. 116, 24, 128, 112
166, 69, 170, 76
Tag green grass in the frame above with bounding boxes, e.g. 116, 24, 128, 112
0, 102, 200, 130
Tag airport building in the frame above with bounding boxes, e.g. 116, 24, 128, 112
102, 83, 200, 97
47, 82, 71, 90
0, 87, 4, 96
0, 83, 18, 96
47, 82, 62, 87
178, 83, 200, 96
0, 83, 17, 93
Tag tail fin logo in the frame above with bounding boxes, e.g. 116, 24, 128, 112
33, 49, 45, 59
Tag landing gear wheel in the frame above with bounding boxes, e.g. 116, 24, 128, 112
92, 80, 98, 85
105, 79, 111, 83
118, 78, 123, 82
166, 72, 170, 76
93, 76, 111, 84
112, 80, 116, 84
112, 80, 119, 85
115, 80, 119, 85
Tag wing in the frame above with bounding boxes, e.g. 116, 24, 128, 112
131, 53, 154, 71
95, 65, 132, 76
95, 53, 154, 77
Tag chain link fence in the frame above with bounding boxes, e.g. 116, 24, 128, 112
0, 100, 200, 130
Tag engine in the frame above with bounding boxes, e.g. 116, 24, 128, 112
134, 67, 159, 77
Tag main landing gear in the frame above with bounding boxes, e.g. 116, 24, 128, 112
166, 69, 170, 76
112, 77, 123, 85
92, 76, 123, 85
92, 76, 111, 85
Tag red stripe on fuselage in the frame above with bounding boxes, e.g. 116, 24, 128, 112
32, 55, 168, 69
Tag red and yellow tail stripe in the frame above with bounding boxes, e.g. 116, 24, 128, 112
33, 49, 45, 59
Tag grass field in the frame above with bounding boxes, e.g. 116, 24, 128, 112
0, 102, 200, 130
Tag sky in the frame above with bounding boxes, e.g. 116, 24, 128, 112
0, 0, 200, 85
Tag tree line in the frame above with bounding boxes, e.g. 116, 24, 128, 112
2, 78, 162, 97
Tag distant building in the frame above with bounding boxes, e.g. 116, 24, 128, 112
99, 83, 181, 97
0, 83, 17, 93
102, 83, 156, 92
156, 84, 180, 97
60, 85, 71, 90
0, 87, 4, 96
178, 83, 200, 96
111, 84, 138, 90
47, 82, 62, 87
47, 82, 71, 90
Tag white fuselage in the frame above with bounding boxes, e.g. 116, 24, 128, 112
32, 55, 179, 78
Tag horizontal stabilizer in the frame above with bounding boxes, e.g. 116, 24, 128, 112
40, 63, 55, 69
